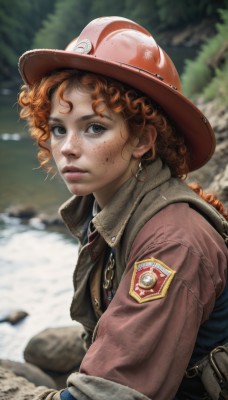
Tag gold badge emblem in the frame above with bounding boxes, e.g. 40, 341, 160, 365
129, 258, 176, 303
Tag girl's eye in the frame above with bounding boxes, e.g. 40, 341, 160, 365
87, 123, 106, 136
50, 126, 66, 136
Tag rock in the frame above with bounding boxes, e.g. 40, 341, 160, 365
24, 325, 86, 373
208, 164, 228, 206
187, 100, 228, 208
4, 206, 66, 232
46, 368, 76, 390
28, 217, 46, 230
0, 310, 29, 325
0, 359, 56, 388
6, 205, 37, 220
26, 212, 65, 230
47, 216, 65, 228
37, 214, 65, 228
0, 366, 47, 400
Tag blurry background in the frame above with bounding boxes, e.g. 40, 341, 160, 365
0, 0, 227, 362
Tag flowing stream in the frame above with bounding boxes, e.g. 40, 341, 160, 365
0, 91, 78, 362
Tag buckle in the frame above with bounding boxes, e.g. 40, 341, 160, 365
185, 365, 200, 379
209, 346, 228, 384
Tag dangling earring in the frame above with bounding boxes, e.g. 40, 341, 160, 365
135, 161, 143, 178
151, 143, 156, 160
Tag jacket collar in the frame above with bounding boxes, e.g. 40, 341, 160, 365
59, 158, 171, 246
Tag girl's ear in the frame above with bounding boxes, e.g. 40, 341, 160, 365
132, 126, 157, 159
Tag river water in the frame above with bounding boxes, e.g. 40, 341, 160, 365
0, 91, 78, 362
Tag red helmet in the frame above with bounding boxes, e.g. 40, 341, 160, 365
19, 16, 215, 172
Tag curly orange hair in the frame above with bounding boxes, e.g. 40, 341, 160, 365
18, 69, 227, 219
188, 183, 227, 219
18, 69, 188, 175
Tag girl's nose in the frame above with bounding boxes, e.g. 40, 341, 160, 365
61, 132, 81, 158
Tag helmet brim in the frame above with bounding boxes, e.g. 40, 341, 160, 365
19, 49, 215, 172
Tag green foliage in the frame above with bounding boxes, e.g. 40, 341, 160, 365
156, 0, 227, 28
203, 63, 228, 105
34, 0, 94, 49
0, 0, 32, 79
33, 0, 159, 50
90, 0, 125, 19
182, 8, 228, 104
123, 0, 159, 31
33, 0, 227, 51
1, 0, 227, 86
0, 0, 56, 82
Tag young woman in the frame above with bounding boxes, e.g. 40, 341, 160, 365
18, 16, 228, 400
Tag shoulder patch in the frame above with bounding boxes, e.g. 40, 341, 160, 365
129, 258, 176, 303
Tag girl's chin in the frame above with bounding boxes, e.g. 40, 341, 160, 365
66, 185, 93, 197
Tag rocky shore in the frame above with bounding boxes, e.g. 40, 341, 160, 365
187, 99, 228, 207
0, 326, 86, 399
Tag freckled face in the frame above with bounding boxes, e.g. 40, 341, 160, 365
49, 88, 139, 208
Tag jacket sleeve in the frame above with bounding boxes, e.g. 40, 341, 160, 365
34, 206, 227, 400
33, 388, 61, 400
76, 207, 227, 400
67, 374, 151, 400
31, 376, 150, 400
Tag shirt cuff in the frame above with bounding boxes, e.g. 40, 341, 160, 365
60, 389, 77, 400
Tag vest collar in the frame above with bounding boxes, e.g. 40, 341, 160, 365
59, 158, 171, 246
